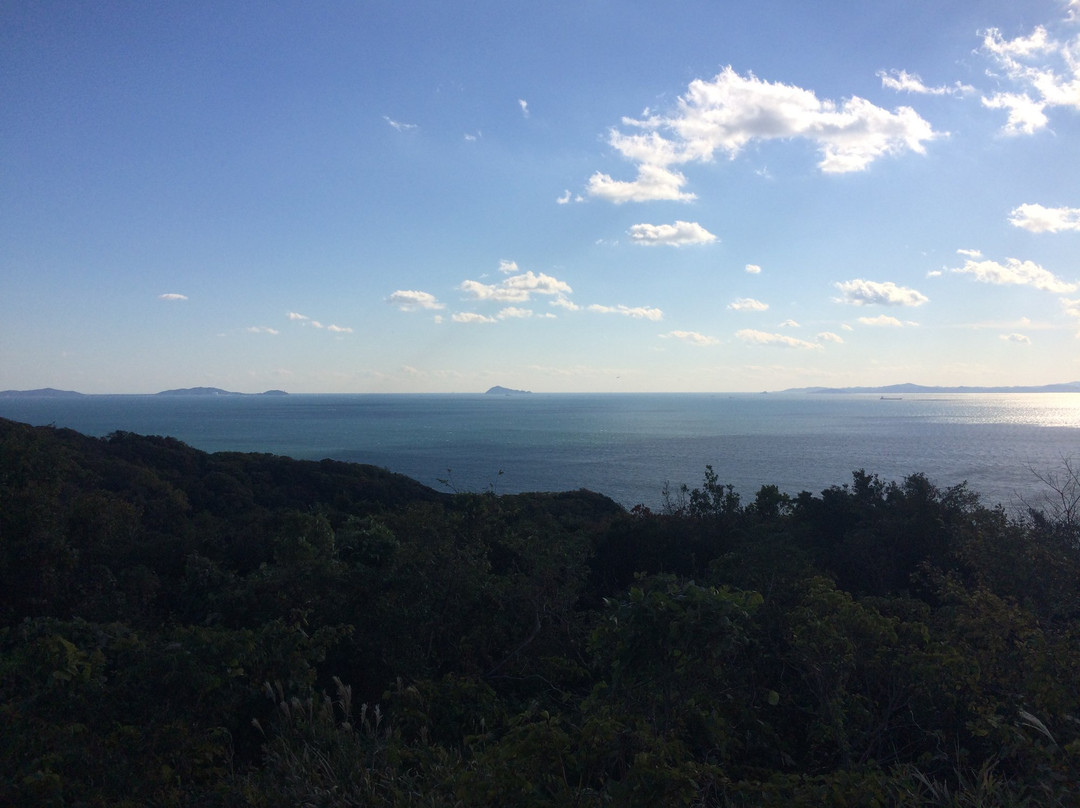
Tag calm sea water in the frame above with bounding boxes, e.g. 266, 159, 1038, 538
2, 393, 1078, 510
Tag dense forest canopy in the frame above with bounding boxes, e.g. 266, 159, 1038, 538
1, 415, 1079, 806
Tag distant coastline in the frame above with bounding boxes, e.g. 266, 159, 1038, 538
779, 381, 1080, 394
3, 381, 1079, 397
0, 387, 288, 398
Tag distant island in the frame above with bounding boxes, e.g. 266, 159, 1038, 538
780, 381, 1080, 395
0, 387, 288, 397
485, 385, 532, 395
0, 387, 85, 398
155, 387, 288, 396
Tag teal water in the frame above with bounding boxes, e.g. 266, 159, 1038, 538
1, 393, 1078, 509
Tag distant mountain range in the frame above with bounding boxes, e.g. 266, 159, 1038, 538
0, 387, 288, 397
779, 381, 1080, 394
485, 385, 532, 395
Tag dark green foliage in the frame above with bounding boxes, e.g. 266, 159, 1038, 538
2, 415, 1080, 805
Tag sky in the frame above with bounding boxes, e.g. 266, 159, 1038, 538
2, 1, 1080, 394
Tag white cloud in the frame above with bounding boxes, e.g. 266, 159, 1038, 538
1008, 203, 1080, 233
979, 23, 1080, 135
841, 323, 854, 331
518, 98, 529, 118
389, 290, 446, 311
287, 311, 309, 320
588, 303, 663, 321
627, 220, 718, 246
817, 331, 845, 343
857, 315, 906, 327
452, 312, 496, 324
587, 66, 940, 202
383, 115, 418, 132
497, 307, 533, 319
735, 329, 822, 349
550, 296, 580, 312
728, 297, 769, 312
498, 259, 519, 274
159, 293, 188, 301
957, 248, 983, 258
877, 69, 973, 96
556, 190, 572, 204
660, 330, 719, 346
504, 271, 573, 296
246, 326, 279, 335
951, 257, 1078, 293
586, 164, 695, 204
745, 264, 762, 274
779, 319, 800, 327
327, 324, 353, 333
834, 279, 929, 306
460, 279, 528, 303
461, 270, 573, 303
1000, 332, 1032, 343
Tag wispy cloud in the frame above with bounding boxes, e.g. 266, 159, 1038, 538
1062, 297, 1080, 335
745, 264, 762, 274
518, 98, 529, 118
857, 315, 907, 327
498, 259, 519, 274
588, 303, 663, 321
452, 312, 497, 324
383, 115, 418, 132
628, 220, 717, 246
877, 69, 973, 96
1008, 203, 1080, 233
327, 324, 353, 333
979, 16, 1080, 135
246, 326, 279, 335
779, 319, 800, 327
586, 66, 941, 203
834, 279, 929, 306
497, 306, 533, 319
388, 290, 446, 311
158, 293, 188, 301
287, 311, 309, 321
1000, 332, 1032, 343
817, 331, 845, 343
550, 296, 580, 312
951, 256, 1078, 293
736, 329, 822, 349
728, 297, 769, 312
660, 330, 719, 346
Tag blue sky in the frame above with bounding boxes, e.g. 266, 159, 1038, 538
3, 0, 1080, 393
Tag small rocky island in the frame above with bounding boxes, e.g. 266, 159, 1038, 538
485, 385, 532, 395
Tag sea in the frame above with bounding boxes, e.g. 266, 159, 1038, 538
1, 392, 1078, 512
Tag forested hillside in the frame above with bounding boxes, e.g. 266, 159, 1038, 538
2, 416, 1079, 806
